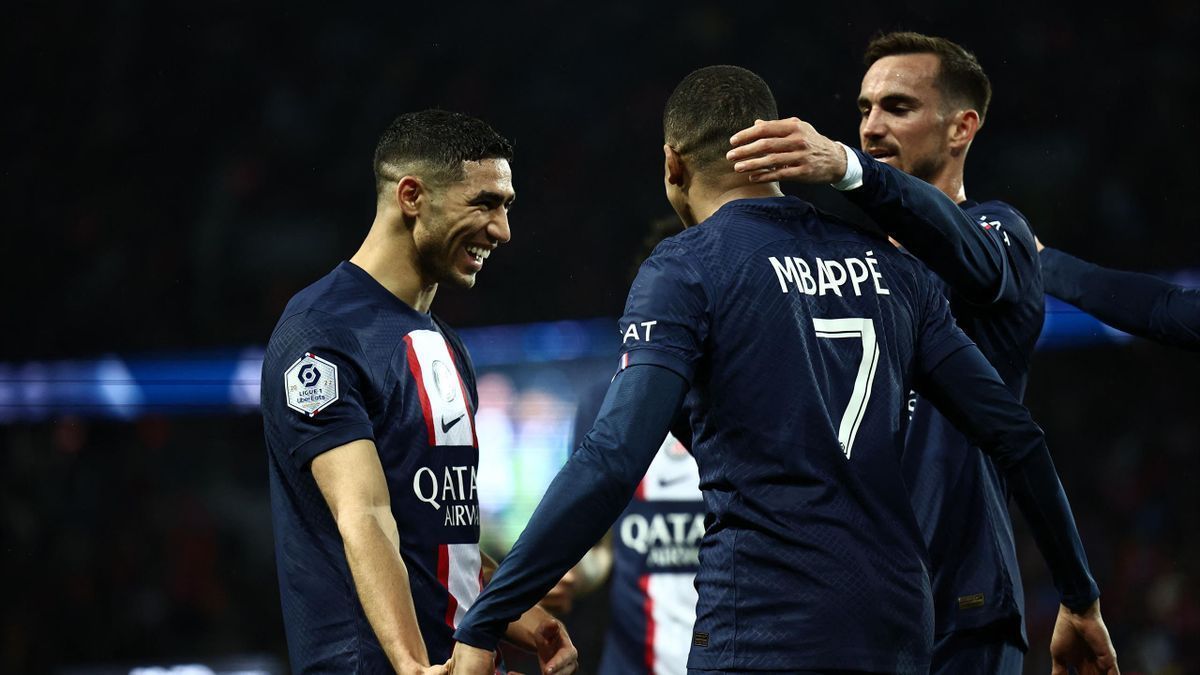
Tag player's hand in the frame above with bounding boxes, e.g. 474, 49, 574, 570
1050, 600, 1119, 675
1035, 236, 1046, 253
726, 118, 848, 185
443, 642, 495, 675
395, 661, 449, 675
532, 617, 578, 674
539, 568, 578, 616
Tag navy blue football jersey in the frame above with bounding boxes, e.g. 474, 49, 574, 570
261, 261, 483, 672
617, 196, 974, 673
902, 199, 1043, 644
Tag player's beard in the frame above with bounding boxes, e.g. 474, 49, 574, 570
907, 152, 945, 185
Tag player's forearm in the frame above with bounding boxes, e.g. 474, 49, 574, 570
842, 148, 1009, 304
453, 364, 687, 650
453, 433, 640, 649
917, 345, 1099, 609
1042, 246, 1200, 350
1006, 447, 1100, 610
338, 510, 430, 671
916, 344, 1044, 470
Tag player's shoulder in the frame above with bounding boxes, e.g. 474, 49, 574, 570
266, 308, 362, 367
811, 202, 895, 248
965, 199, 1033, 232
271, 265, 345, 325
660, 195, 845, 266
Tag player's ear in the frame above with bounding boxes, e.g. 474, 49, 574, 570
664, 144, 686, 187
948, 109, 980, 153
395, 176, 425, 218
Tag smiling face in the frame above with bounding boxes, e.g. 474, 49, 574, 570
414, 158, 514, 289
857, 53, 953, 183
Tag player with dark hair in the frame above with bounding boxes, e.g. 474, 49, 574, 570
1037, 238, 1200, 350
261, 109, 577, 674
443, 66, 1116, 674
727, 31, 1054, 673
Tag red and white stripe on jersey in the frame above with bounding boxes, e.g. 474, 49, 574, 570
437, 543, 482, 629
626, 433, 702, 675
638, 572, 699, 675
403, 330, 477, 447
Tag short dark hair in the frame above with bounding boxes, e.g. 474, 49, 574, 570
373, 109, 514, 195
664, 65, 778, 172
864, 32, 992, 124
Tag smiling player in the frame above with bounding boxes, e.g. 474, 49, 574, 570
260, 110, 577, 674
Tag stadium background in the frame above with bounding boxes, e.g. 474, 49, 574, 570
4, 2, 1198, 673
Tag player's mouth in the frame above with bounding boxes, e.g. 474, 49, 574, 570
464, 244, 491, 271
867, 147, 898, 161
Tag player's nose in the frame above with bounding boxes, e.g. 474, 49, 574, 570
860, 109, 887, 140
488, 210, 511, 245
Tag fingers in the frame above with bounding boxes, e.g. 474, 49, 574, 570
543, 647, 579, 675
727, 134, 807, 163
731, 151, 811, 175
744, 165, 813, 184
729, 118, 802, 147
536, 620, 578, 674
538, 618, 565, 640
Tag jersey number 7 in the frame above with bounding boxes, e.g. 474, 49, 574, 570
812, 318, 880, 459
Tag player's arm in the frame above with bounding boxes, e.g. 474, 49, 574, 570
915, 344, 1119, 674
1039, 242, 1200, 350
726, 119, 1013, 304
311, 439, 434, 675
911, 284, 1119, 673
477, 551, 580, 673
448, 364, 688, 671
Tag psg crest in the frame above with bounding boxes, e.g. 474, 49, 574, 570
285, 352, 339, 417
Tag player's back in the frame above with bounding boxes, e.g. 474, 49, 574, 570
621, 196, 969, 673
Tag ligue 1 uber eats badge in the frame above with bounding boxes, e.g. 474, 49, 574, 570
285, 353, 339, 417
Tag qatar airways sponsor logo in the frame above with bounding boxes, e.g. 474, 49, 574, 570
619, 511, 705, 568
768, 250, 891, 297
412, 465, 479, 527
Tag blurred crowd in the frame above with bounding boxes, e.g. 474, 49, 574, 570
6, 2, 1197, 359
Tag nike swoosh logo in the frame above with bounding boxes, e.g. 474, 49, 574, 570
441, 413, 465, 434
658, 473, 692, 488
